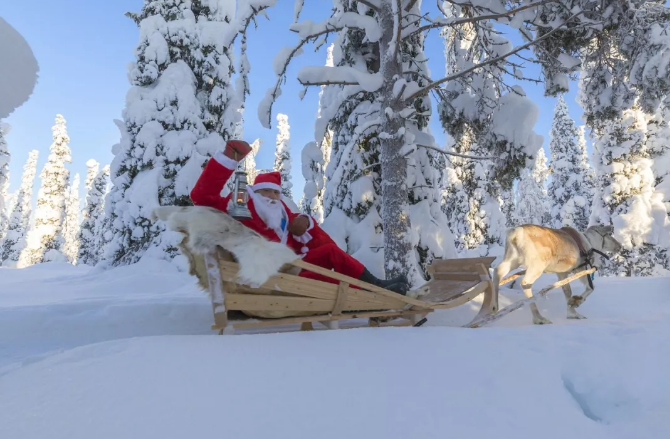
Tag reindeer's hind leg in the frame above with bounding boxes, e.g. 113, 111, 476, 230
521, 267, 552, 325
557, 273, 586, 320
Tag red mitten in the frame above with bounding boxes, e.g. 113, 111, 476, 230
224, 140, 253, 161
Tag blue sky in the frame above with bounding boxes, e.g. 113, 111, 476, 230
3, 0, 586, 202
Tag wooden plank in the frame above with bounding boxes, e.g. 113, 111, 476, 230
466, 268, 596, 328
219, 261, 397, 308
227, 309, 433, 330
430, 281, 489, 310
428, 272, 482, 282
224, 293, 389, 313
205, 251, 228, 330
427, 257, 496, 274
332, 282, 349, 315
290, 259, 432, 310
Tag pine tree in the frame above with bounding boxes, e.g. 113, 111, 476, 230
547, 95, 594, 231
516, 148, 550, 226
590, 106, 670, 276
20, 114, 72, 266
274, 113, 293, 199
62, 173, 81, 263
0, 150, 38, 265
78, 163, 110, 266
104, 0, 242, 266
0, 123, 10, 240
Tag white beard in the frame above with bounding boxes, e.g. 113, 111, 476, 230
249, 189, 285, 232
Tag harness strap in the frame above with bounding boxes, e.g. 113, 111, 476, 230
561, 227, 609, 290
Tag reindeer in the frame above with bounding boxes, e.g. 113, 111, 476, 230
493, 224, 622, 325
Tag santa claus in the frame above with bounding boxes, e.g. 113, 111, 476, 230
190, 140, 410, 295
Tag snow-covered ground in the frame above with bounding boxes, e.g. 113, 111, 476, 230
1, 262, 669, 439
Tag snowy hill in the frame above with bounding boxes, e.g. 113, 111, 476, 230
1, 263, 669, 439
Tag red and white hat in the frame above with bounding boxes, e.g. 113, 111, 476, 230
251, 171, 282, 192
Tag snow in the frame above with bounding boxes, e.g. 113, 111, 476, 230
1, 262, 670, 439
289, 13, 382, 43
0, 17, 39, 119
297, 66, 384, 92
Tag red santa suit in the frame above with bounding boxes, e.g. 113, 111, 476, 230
190, 152, 365, 284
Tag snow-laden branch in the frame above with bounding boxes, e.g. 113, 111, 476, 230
297, 67, 384, 91
417, 144, 494, 160
404, 12, 584, 103
406, 0, 554, 38
290, 12, 382, 42
258, 12, 384, 128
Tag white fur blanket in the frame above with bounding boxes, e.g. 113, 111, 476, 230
152, 206, 300, 287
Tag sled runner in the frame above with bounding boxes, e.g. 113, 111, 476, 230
199, 246, 498, 334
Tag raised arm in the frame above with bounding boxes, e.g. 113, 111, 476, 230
190, 140, 252, 212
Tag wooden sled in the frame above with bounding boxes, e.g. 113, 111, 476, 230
202, 247, 498, 334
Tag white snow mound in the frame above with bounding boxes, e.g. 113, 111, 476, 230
0, 17, 39, 119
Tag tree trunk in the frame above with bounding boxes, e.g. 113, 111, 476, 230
378, 1, 413, 280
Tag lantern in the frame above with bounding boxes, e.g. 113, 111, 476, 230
229, 167, 252, 220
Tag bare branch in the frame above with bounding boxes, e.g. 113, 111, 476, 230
357, 0, 381, 12
262, 24, 346, 128
405, 0, 420, 12
409, 0, 554, 37
417, 144, 494, 160
298, 80, 360, 87
404, 12, 584, 102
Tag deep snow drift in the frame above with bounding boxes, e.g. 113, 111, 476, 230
0, 261, 669, 439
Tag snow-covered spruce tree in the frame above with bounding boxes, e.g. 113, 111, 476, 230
516, 147, 550, 226
648, 99, 670, 213
61, 173, 81, 264
439, 3, 542, 254
20, 114, 72, 266
260, 0, 625, 281
0, 150, 38, 265
301, 44, 336, 222
546, 94, 594, 230
570, 3, 670, 275
0, 123, 10, 240
273, 113, 293, 199
589, 106, 670, 276
78, 163, 110, 266
104, 0, 272, 266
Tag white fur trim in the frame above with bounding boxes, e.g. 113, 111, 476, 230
251, 182, 282, 192
213, 151, 238, 170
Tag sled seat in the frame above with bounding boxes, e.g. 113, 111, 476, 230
198, 246, 498, 333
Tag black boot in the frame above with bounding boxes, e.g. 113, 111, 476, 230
359, 268, 410, 295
